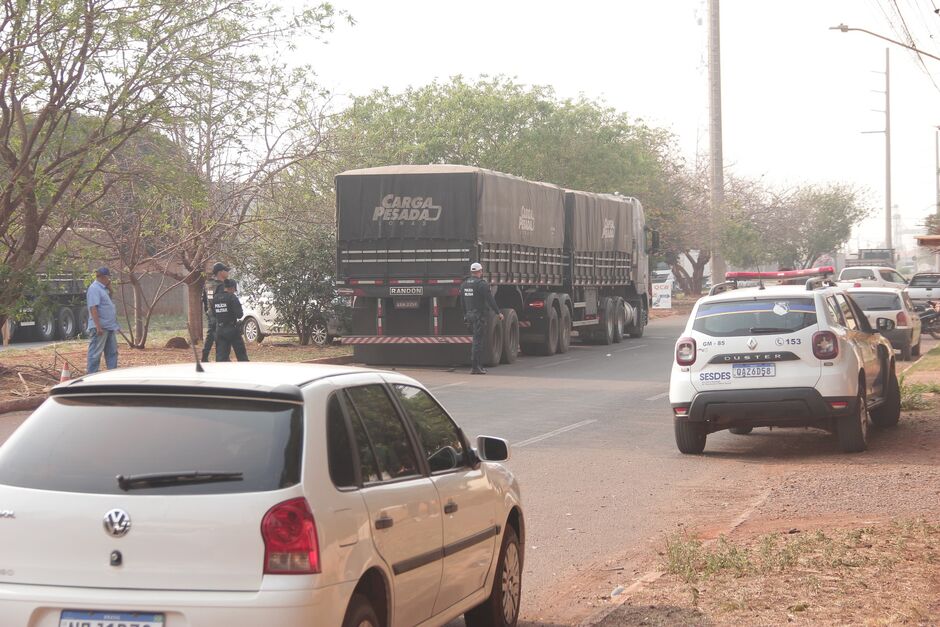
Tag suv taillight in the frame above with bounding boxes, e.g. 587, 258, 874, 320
812, 331, 838, 360
676, 337, 696, 366
897, 311, 908, 326
262, 497, 320, 574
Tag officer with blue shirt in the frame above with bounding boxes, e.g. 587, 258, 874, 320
86, 267, 120, 374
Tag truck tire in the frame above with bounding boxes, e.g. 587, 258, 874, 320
56, 306, 77, 340
77, 308, 89, 338
529, 305, 558, 356
871, 364, 900, 428
557, 305, 571, 354
500, 308, 519, 364
597, 298, 614, 345
675, 421, 707, 454
485, 312, 504, 367
837, 385, 869, 453
612, 297, 625, 344
35, 310, 56, 341
627, 302, 646, 338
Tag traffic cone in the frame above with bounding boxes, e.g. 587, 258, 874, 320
60, 361, 72, 383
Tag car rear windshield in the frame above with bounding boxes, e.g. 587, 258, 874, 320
693, 298, 818, 337
850, 292, 901, 311
0, 395, 303, 495
909, 274, 940, 287
840, 269, 876, 280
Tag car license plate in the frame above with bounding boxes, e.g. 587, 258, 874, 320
732, 363, 776, 378
60, 610, 165, 627
393, 298, 421, 309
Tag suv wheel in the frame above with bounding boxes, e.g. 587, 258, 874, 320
674, 421, 707, 454
837, 385, 869, 453
311, 321, 329, 346
342, 593, 380, 627
871, 364, 901, 428
242, 317, 264, 344
465, 525, 522, 627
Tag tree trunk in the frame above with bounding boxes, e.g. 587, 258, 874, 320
187, 278, 205, 344
132, 278, 146, 346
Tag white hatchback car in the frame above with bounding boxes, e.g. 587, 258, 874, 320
0, 363, 524, 627
838, 266, 908, 289
847, 287, 922, 361
669, 270, 901, 454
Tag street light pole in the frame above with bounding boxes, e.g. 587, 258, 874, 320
885, 48, 892, 252
708, 0, 726, 281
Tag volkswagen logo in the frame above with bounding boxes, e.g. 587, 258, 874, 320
103, 509, 131, 538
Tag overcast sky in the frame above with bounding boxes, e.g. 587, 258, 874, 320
295, 0, 940, 255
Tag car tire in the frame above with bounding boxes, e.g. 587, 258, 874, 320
871, 364, 901, 428
900, 342, 912, 361
674, 421, 707, 454
837, 385, 869, 453
342, 593, 381, 627
465, 525, 522, 627
35, 310, 56, 341
612, 297, 625, 344
557, 305, 572, 354
56, 306, 77, 340
729, 426, 753, 435
310, 321, 329, 346
485, 312, 504, 367
500, 308, 519, 364
912, 340, 921, 357
242, 317, 264, 344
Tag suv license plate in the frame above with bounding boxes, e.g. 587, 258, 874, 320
60, 610, 165, 627
732, 363, 776, 378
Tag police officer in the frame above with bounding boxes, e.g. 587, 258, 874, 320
461, 262, 503, 374
201, 262, 229, 361
213, 279, 249, 362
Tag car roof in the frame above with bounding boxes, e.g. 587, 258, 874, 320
51, 362, 399, 401
840, 266, 895, 272
700, 285, 831, 303
846, 286, 904, 294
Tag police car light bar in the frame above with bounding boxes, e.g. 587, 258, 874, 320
725, 266, 835, 280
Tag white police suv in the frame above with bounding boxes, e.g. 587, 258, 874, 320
669, 268, 902, 454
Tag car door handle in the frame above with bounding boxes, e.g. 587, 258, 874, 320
375, 515, 394, 530
444, 501, 459, 515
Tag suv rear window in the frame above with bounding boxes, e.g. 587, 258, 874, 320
841, 269, 876, 280
693, 298, 818, 337
850, 292, 901, 311
0, 396, 303, 495
910, 274, 940, 287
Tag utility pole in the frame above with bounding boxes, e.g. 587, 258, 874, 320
935, 127, 939, 270
708, 0, 726, 280
885, 48, 892, 252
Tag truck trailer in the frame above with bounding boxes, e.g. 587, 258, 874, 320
336, 164, 656, 366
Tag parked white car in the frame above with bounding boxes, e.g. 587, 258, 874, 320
906, 272, 940, 303
0, 363, 524, 627
669, 270, 901, 454
241, 295, 348, 346
838, 266, 908, 289
847, 287, 921, 361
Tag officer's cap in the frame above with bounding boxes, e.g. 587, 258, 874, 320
470, 262, 483, 272
222, 279, 237, 289
212, 262, 230, 274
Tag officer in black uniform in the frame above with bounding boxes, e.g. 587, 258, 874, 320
460, 262, 503, 374
213, 279, 249, 362
201, 262, 229, 361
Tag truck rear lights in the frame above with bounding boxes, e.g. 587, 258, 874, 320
897, 311, 908, 326
673, 407, 690, 418
262, 497, 321, 574
528, 300, 545, 309
676, 337, 696, 366
829, 401, 849, 410
812, 331, 838, 360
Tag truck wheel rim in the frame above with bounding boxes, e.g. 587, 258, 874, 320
501, 541, 521, 622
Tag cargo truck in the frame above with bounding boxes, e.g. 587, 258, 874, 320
335, 165, 657, 366
7, 274, 87, 342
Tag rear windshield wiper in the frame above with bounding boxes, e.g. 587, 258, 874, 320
749, 327, 791, 334
117, 471, 243, 491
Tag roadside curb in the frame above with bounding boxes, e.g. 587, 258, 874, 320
0, 396, 45, 415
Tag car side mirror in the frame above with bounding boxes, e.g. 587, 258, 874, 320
476, 436, 510, 462
876, 317, 896, 332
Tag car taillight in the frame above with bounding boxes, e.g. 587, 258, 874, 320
812, 331, 838, 360
853, 282, 862, 288
897, 311, 908, 326
261, 497, 320, 574
676, 337, 696, 366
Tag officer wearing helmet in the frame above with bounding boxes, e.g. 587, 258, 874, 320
201, 262, 229, 361
460, 262, 503, 374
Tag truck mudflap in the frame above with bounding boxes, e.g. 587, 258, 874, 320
343, 335, 473, 344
